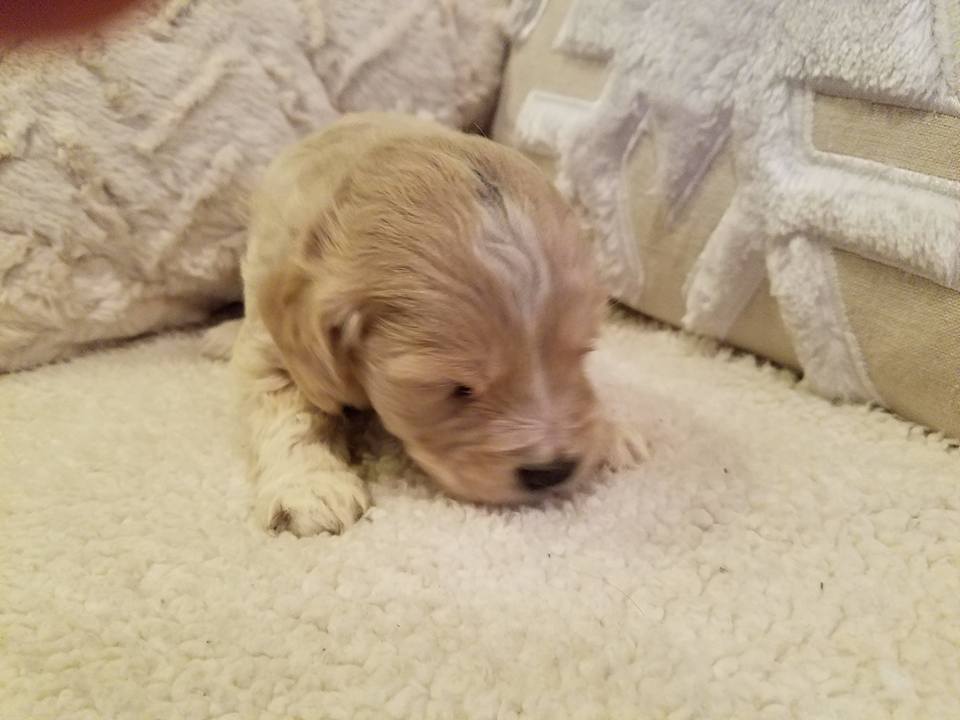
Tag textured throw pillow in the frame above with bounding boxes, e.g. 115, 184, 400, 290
0, 0, 505, 371
493, 0, 960, 439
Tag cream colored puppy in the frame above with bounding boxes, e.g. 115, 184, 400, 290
232, 112, 643, 536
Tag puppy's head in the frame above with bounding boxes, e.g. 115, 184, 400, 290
265, 132, 608, 504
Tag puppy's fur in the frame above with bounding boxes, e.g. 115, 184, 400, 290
232, 112, 643, 536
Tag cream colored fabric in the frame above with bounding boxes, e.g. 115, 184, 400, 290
813, 94, 960, 183
492, 0, 605, 147
836, 252, 960, 439
492, 0, 960, 438
816, 94, 960, 438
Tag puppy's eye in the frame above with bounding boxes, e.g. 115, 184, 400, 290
451, 384, 474, 400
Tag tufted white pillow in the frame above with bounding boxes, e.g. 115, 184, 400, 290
0, 0, 505, 371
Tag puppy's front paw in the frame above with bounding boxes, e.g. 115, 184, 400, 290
600, 421, 650, 472
255, 471, 371, 537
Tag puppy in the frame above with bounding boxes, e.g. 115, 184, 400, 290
231, 112, 644, 536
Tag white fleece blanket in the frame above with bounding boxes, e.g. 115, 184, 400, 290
2, 317, 959, 718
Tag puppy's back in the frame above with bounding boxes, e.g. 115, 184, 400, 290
244, 113, 448, 296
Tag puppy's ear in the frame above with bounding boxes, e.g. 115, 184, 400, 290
258, 219, 369, 414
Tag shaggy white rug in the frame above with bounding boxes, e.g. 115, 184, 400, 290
2, 316, 959, 719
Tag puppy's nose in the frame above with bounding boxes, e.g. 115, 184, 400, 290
517, 458, 578, 491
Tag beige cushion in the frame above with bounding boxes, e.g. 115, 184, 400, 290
493, 0, 960, 438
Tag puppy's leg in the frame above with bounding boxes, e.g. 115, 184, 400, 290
598, 416, 650, 472
249, 390, 370, 536
233, 322, 371, 536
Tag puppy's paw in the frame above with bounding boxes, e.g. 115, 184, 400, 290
600, 421, 650, 473
255, 471, 371, 537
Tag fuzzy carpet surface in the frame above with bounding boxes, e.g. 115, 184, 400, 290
2, 317, 959, 719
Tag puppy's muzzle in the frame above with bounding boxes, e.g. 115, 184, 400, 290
517, 458, 579, 491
